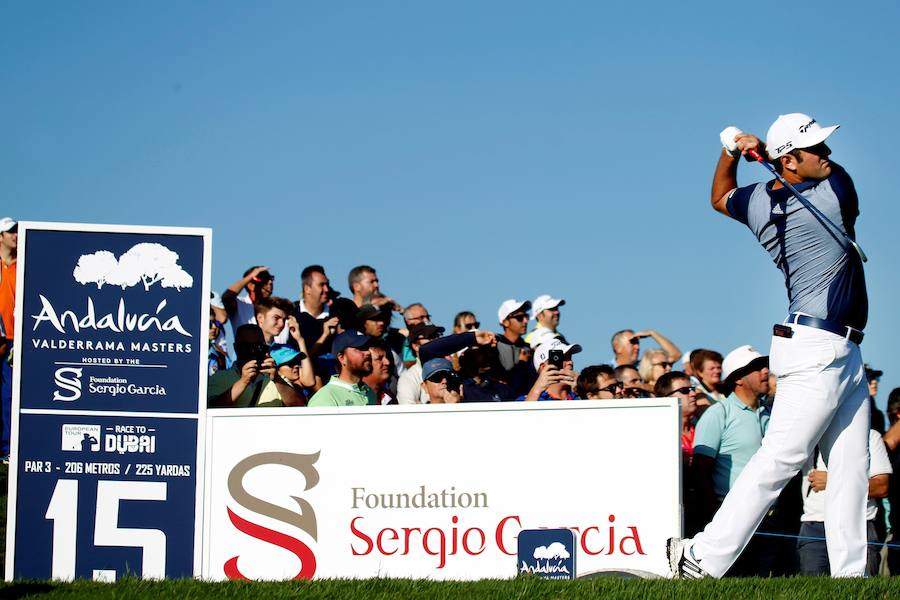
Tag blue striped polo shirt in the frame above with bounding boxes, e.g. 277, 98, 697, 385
726, 164, 867, 330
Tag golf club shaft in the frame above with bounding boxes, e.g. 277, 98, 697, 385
747, 150, 868, 263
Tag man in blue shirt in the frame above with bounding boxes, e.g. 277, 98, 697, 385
669, 113, 871, 579
693, 345, 771, 575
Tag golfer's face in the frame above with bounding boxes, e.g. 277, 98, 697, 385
794, 143, 832, 180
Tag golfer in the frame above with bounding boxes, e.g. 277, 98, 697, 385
668, 113, 870, 578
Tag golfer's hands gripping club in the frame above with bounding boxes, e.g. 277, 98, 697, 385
720, 126, 766, 162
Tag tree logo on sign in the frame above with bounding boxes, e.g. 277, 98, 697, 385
73, 243, 193, 291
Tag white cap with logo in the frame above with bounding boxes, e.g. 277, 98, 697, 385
533, 338, 582, 370
721, 344, 769, 383
0, 218, 17, 233
766, 113, 839, 159
531, 294, 565, 320
497, 299, 532, 324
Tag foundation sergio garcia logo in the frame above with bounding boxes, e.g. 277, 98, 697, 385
224, 452, 321, 580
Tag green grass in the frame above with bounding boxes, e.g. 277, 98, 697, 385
2, 465, 899, 598
0, 577, 899, 600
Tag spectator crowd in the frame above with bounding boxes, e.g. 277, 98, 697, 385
201, 260, 900, 577
1, 217, 900, 578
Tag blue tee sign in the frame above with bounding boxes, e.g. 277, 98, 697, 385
517, 528, 576, 580
5, 223, 210, 581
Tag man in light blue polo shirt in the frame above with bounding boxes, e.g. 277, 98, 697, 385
308, 330, 377, 407
692, 345, 770, 575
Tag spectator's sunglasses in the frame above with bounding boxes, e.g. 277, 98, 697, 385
622, 386, 651, 398
599, 381, 624, 395
628, 337, 640, 345
653, 361, 673, 369
426, 372, 450, 383
209, 319, 223, 328
670, 386, 694, 396
507, 314, 528, 322
464, 321, 481, 330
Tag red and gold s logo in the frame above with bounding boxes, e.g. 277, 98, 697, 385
224, 451, 320, 580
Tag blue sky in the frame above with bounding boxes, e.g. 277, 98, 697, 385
4, 2, 899, 407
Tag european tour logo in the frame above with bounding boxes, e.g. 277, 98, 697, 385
224, 452, 321, 580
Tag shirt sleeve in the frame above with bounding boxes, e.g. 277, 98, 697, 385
869, 430, 893, 477
396, 370, 421, 404
206, 369, 237, 400
725, 185, 754, 226
827, 163, 860, 233
419, 332, 477, 363
692, 404, 725, 458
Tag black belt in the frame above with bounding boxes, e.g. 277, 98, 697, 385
784, 313, 864, 345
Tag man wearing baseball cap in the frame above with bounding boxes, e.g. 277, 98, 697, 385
519, 338, 581, 401
495, 299, 536, 395
692, 345, 772, 576
308, 330, 377, 407
670, 114, 871, 579
420, 358, 462, 404
0, 217, 16, 461
524, 294, 567, 348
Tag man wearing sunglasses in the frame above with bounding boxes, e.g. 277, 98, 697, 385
610, 328, 681, 369
691, 346, 771, 576
524, 294, 567, 349
576, 364, 621, 400
420, 358, 462, 404
496, 299, 536, 396
670, 114, 871, 580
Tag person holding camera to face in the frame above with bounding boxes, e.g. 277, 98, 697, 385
207, 324, 306, 408
519, 338, 581, 402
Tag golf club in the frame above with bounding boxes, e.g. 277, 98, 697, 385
746, 149, 868, 263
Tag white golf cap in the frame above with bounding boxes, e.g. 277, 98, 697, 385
721, 345, 769, 383
766, 113, 839, 159
531, 294, 565, 320
497, 299, 532, 324
0, 218, 17, 233
533, 337, 582, 370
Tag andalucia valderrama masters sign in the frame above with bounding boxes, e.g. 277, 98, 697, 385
5, 222, 682, 582
6, 222, 210, 580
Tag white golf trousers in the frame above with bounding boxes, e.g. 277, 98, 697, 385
691, 323, 869, 577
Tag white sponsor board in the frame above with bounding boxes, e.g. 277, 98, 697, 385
202, 400, 681, 580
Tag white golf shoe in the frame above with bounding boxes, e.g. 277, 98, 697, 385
666, 537, 710, 579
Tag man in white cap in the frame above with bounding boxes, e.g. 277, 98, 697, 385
0, 217, 17, 461
524, 294, 566, 348
669, 114, 871, 578
692, 345, 771, 575
519, 338, 580, 401
495, 299, 535, 395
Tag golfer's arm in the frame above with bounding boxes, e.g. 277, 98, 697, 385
711, 150, 739, 217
